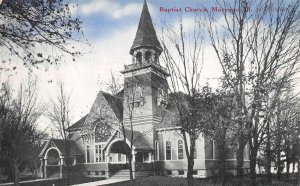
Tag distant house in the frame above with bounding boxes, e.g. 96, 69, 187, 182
38, 1, 250, 179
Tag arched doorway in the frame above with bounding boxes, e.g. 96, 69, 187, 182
109, 140, 130, 164
46, 148, 61, 165
43, 147, 63, 178
106, 139, 132, 171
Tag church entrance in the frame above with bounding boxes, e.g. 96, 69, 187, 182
107, 140, 131, 169
47, 148, 60, 165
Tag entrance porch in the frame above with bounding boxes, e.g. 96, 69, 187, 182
103, 138, 157, 179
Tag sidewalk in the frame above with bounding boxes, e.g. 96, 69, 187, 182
72, 178, 130, 186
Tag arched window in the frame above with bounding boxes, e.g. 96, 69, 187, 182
178, 140, 183, 159
145, 51, 151, 62
155, 141, 159, 160
136, 52, 142, 63
166, 141, 171, 160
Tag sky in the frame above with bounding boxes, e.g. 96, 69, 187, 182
2, 0, 296, 134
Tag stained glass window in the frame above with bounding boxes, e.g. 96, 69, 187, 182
95, 123, 111, 143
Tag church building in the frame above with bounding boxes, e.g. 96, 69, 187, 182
38, 0, 249, 179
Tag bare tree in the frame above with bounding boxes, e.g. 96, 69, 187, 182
205, 88, 237, 186
106, 72, 123, 95
268, 91, 300, 179
160, 17, 206, 186
206, 0, 300, 184
46, 83, 72, 185
0, 79, 41, 186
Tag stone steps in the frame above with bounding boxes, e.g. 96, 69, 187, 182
111, 170, 130, 179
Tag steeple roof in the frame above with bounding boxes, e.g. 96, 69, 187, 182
130, 0, 162, 55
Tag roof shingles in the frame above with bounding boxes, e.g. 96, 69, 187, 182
100, 91, 123, 122
130, 0, 162, 54
67, 114, 88, 131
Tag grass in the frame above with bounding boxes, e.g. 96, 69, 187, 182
105, 175, 299, 186
0, 175, 105, 186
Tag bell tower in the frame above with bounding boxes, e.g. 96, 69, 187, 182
121, 0, 169, 137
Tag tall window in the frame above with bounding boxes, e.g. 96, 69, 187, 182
155, 141, 159, 160
166, 141, 171, 160
145, 51, 151, 62
178, 140, 183, 159
95, 144, 104, 162
136, 52, 142, 63
86, 145, 90, 163
95, 145, 99, 162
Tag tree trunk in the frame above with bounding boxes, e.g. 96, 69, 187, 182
218, 144, 226, 186
265, 122, 272, 184
286, 142, 290, 179
65, 139, 71, 186
286, 159, 290, 179
182, 131, 195, 186
249, 148, 258, 186
13, 162, 20, 186
127, 154, 134, 184
276, 149, 282, 180
187, 155, 194, 186
292, 162, 295, 173
236, 136, 245, 179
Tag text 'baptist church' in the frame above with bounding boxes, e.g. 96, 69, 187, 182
160, 6, 248, 13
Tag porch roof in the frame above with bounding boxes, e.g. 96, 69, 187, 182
38, 139, 83, 158
123, 128, 153, 150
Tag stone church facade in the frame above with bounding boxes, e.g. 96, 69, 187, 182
38, 1, 250, 179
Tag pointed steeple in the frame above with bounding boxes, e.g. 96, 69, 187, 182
130, 0, 162, 55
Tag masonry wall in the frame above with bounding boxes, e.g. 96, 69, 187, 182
156, 129, 206, 168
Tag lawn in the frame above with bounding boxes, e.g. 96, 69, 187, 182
0, 176, 105, 186
105, 176, 299, 186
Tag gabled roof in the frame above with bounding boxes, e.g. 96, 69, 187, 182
67, 91, 123, 133
80, 91, 123, 134
100, 91, 123, 122
67, 114, 88, 131
130, 0, 162, 55
39, 139, 83, 157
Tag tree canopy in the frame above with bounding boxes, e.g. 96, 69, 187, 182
0, 0, 82, 68
0, 79, 43, 185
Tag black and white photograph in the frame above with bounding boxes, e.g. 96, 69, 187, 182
0, 0, 300, 185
